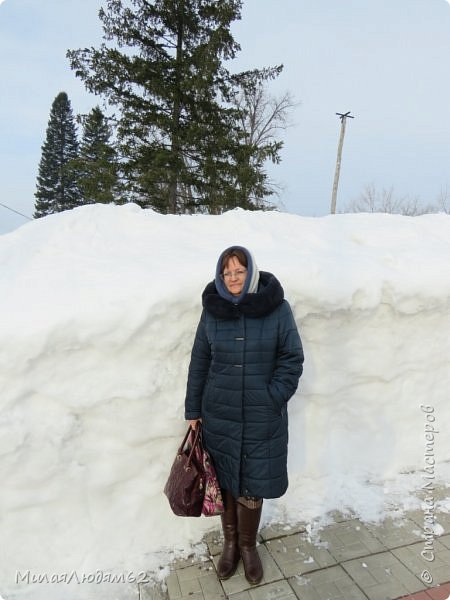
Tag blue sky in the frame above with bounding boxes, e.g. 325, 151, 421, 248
1, 0, 450, 233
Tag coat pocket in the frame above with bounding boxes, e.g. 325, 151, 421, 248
202, 376, 213, 408
266, 384, 284, 416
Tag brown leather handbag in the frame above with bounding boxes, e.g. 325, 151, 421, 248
164, 425, 205, 517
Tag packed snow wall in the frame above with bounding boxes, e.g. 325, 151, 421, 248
1, 204, 449, 599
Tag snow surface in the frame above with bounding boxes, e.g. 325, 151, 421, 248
1, 204, 449, 599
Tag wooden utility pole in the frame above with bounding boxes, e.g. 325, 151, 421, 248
331, 111, 354, 214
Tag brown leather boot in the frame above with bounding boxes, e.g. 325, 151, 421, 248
217, 491, 240, 580
236, 501, 263, 585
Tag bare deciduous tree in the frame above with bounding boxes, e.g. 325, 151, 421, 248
235, 85, 295, 151
436, 186, 450, 214
229, 73, 298, 207
344, 183, 431, 216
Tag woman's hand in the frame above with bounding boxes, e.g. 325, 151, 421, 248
189, 418, 202, 430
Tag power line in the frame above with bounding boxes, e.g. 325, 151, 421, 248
0, 202, 33, 221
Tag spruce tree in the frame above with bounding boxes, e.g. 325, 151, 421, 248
67, 0, 284, 214
34, 92, 81, 218
76, 106, 120, 205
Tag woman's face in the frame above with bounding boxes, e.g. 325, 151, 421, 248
222, 256, 248, 296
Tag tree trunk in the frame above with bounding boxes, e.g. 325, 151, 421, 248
168, 1, 184, 214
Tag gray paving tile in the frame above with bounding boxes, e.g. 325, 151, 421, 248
407, 500, 450, 537
203, 529, 224, 557
178, 574, 203, 598
266, 532, 336, 577
198, 572, 227, 598
204, 527, 263, 557
407, 510, 432, 529
435, 508, 450, 534
326, 509, 357, 523
171, 554, 209, 569
393, 539, 450, 586
140, 582, 169, 599
216, 545, 283, 596
315, 519, 386, 562
229, 579, 297, 599
288, 565, 368, 600
428, 485, 450, 502
342, 551, 423, 600
167, 561, 217, 599
366, 517, 424, 549
160, 482, 450, 600
166, 572, 182, 599
260, 522, 307, 541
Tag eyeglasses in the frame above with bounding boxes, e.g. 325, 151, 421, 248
221, 269, 247, 280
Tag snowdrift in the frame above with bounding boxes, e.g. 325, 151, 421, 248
1, 204, 449, 599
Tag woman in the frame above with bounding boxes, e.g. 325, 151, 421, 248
185, 246, 304, 585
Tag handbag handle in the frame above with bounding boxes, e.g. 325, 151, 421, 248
177, 424, 202, 471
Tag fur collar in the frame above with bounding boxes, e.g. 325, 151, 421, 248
202, 271, 284, 319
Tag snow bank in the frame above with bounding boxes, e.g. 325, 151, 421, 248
1, 204, 449, 599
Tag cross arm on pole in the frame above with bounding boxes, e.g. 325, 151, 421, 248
336, 111, 355, 122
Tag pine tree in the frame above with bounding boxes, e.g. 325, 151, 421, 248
76, 106, 120, 205
67, 0, 286, 214
34, 92, 81, 218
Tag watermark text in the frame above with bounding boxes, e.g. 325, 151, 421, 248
15, 570, 151, 585
419, 404, 439, 586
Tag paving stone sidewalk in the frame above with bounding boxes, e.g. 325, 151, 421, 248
141, 486, 450, 600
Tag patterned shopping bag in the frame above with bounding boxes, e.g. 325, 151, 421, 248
193, 425, 224, 516
201, 445, 224, 516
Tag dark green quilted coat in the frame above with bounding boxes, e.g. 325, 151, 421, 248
185, 272, 304, 499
